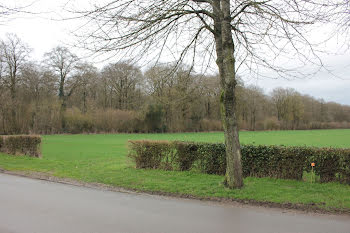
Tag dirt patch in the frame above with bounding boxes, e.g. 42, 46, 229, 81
1, 168, 349, 216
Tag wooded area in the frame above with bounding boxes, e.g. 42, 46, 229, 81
1, 34, 349, 135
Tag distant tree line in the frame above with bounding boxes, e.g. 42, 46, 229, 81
0, 34, 349, 134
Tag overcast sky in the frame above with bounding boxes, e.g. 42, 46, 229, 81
1, 0, 350, 105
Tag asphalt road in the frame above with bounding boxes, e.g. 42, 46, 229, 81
0, 173, 349, 233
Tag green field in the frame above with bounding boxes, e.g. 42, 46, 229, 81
1, 129, 350, 211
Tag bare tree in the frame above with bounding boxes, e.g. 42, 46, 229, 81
44, 46, 80, 129
44, 46, 80, 109
0, 34, 30, 100
101, 62, 142, 110
244, 85, 265, 131
70, 0, 344, 188
197, 74, 221, 120
145, 64, 200, 131
271, 87, 305, 129
0, 33, 30, 133
74, 62, 98, 114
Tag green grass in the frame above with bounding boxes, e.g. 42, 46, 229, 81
1, 129, 350, 211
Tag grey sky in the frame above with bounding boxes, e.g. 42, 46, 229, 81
1, 0, 349, 105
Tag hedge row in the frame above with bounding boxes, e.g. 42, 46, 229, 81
128, 140, 350, 184
0, 135, 42, 158
128, 141, 196, 171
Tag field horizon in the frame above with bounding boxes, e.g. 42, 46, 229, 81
39, 128, 350, 148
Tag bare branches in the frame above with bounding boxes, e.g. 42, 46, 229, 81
0, 34, 31, 93
69, 1, 214, 70
192, 0, 213, 4
69, 0, 347, 78
44, 46, 81, 102
222, 0, 346, 79
0, 1, 38, 24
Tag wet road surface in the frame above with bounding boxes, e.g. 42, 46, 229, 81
0, 173, 349, 233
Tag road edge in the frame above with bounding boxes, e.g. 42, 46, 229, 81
1, 168, 349, 217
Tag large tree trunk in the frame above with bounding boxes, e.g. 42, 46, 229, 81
221, 83, 243, 188
213, 0, 243, 189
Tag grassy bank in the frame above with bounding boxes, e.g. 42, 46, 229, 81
1, 129, 350, 211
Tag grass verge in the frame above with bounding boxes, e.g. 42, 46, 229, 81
0, 130, 350, 213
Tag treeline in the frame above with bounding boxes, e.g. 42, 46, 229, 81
0, 34, 350, 134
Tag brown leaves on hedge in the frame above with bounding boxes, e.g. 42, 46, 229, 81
0, 135, 42, 158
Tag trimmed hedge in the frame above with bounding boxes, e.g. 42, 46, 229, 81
309, 148, 350, 184
128, 140, 350, 184
242, 145, 308, 180
0, 135, 42, 158
128, 140, 198, 171
196, 143, 226, 175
